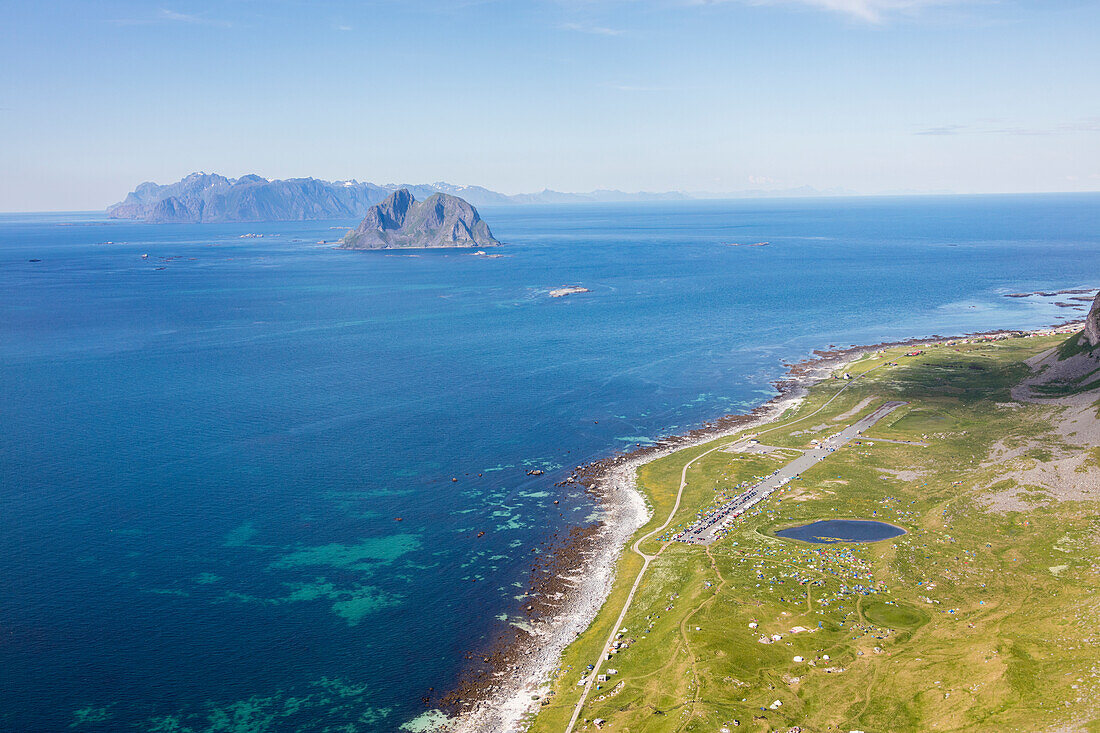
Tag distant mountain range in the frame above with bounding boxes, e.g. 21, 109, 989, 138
106, 172, 851, 223
340, 189, 500, 250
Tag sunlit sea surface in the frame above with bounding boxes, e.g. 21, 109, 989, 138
2, 194, 1099, 732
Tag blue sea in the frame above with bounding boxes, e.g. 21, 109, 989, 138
2, 194, 1099, 732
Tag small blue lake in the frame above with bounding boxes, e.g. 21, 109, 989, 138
776, 519, 906, 544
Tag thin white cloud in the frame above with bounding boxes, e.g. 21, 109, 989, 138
607, 83, 671, 91
1060, 117, 1100, 133
110, 8, 231, 27
915, 119, 1100, 136
335, 24, 354, 31
695, 0, 965, 23
915, 124, 966, 136
160, 9, 200, 22
560, 21, 627, 35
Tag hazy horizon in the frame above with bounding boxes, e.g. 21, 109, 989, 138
8, 183, 1100, 217
2, 0, 1098, 211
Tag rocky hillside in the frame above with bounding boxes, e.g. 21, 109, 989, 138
1015, 292, 1100, 399
1082, 290, 1100, 347
339, 189, 500, 250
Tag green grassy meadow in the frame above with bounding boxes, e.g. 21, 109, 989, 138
527, 334, 1100, 733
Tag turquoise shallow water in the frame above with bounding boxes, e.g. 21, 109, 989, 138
1, 194, 1099, 731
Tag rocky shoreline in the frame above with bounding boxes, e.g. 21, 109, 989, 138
428, 323, 1083, 733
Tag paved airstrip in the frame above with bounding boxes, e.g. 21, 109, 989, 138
675, 400, 908, 545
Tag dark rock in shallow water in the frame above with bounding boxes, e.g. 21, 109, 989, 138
339, 189, 500, 250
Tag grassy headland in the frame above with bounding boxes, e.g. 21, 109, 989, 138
527, 330, 1100, 733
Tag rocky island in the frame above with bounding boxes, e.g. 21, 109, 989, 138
339, 189, 500, 250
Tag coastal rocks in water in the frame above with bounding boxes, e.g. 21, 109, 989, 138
340, 189, 500, 250
1004, 287, 1098, 299
549, 287, 590, 298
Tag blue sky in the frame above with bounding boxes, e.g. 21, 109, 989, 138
1, 0, 1098, 210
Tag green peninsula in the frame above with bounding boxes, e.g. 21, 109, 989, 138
529, 313, 1100, 733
